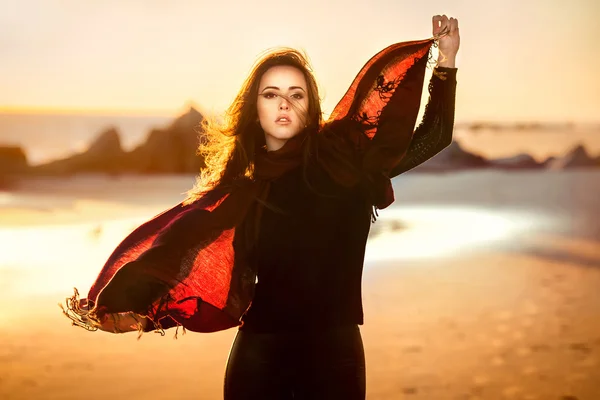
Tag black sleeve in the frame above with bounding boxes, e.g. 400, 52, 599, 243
390, 66, 458, 177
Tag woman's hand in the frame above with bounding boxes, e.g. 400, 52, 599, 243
432, 15, 460, 67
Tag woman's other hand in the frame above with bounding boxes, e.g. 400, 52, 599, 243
432, 14, 460, 67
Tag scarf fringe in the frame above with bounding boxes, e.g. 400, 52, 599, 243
59, 287, 101, 332
59, 288, 186, 340
370, 205, 379, 223
427, 25, 451, 80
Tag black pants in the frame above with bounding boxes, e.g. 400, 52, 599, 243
224, 324, 366, 399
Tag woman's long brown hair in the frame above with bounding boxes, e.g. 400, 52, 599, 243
185, 48, 324, 204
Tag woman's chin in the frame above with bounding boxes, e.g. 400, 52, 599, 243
266, 127, 303, 140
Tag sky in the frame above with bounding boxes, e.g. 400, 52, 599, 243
2, 0, 599, 123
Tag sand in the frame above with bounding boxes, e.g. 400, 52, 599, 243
1, 173, 599, 399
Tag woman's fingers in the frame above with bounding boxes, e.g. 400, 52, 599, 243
440, 14, 448, 33
432, 15, 449, 34
433, 14, 459, 36
449, 17, 459, 34
432, 15, 442, 34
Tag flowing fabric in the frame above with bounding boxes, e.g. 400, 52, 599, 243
62, 36, 444, 337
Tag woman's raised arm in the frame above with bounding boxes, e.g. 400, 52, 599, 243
389, 65, 457, 177
389, 15, 460, 176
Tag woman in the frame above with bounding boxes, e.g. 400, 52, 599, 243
63, 14, 460, 399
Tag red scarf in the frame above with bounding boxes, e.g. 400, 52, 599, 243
62, 38, 436, 336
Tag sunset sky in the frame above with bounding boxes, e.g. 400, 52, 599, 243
2, 0, 599, 122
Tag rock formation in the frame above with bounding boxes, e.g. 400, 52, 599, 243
488, 153, 543, 169
412, 141, 490, 172
126, 107, 204, 173
547, 144, 598, 169
0, 145, 28, 187
33, 127, 126, 175
33, 107, 205, 175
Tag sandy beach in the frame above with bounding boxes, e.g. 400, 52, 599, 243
1, 171, 599, 399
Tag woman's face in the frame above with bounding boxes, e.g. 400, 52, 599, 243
257, 65, 309, 152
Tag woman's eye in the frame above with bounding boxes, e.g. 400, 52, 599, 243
262, 93, 303, 100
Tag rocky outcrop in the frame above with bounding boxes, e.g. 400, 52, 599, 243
547, 144, 598, 169
541, 156, 556, 168
0, 146, 28, 187
33, 127, 126, 175
412, 141, 490, 172
0, 146, 28, 173
488, 153, 543, 169
33, 107, 205, 175
126, 107, 204, 173
412, 142, 599, 172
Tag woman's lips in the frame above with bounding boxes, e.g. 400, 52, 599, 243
275, 115, 292, 124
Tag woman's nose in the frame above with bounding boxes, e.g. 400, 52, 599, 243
279, 99, 289, 110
